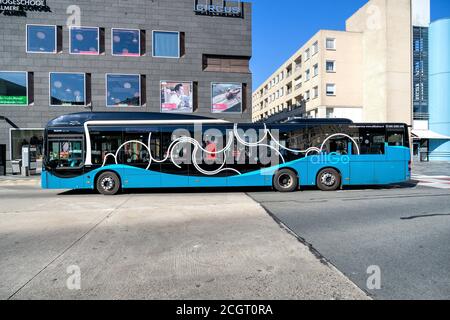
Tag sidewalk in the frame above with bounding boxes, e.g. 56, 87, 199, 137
0, 175, 41, 185
413, 161, 450, 176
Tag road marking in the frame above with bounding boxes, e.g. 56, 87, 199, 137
412, 175, 450, 189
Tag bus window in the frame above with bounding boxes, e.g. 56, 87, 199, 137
48, 139, 83, 168
90, 131, 122, 165
387, 130, 405, 147
323, 137, 348, 155
358, 131, 385, 155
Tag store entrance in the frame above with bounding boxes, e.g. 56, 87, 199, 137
0, 144, 5, 176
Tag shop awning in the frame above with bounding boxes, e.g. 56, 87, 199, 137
412, 130, 450, 140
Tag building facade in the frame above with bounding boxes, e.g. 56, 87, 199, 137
0, 0, 252, 172
428, 18, 450, 161
253, 0, 414, 126
252, 30, 363, 123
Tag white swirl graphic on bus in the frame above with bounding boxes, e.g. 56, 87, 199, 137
100, 124, 360, 176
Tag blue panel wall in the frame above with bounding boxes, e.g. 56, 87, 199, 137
429, 19, 450, 161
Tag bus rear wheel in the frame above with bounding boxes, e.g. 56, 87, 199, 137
317, 168, 341, 191
273, 169, 298, 192
96, 172, 121, 195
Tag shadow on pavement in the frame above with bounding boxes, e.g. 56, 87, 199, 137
57, 181, 418, 196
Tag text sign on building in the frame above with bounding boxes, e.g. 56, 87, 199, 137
0, 0, 51, 16
194, 0, 242, 17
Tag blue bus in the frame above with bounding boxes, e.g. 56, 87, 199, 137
42, 112, 411, 195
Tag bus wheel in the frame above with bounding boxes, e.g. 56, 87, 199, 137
316, 168, 341, 191
96, 172, 121, 195
273, 169, 298, 192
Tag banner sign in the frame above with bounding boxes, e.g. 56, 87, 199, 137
161, 81, 194, 113
194, 0, 242, 17
212, 83, 242, 113
0, 0, 51, 16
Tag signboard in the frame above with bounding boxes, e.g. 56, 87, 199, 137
0, 96, 27, 105
211, 82, 242, 113
161, 81, 194, 113
0, 0, 51, 16
194, 0, 242, 17
0, 71, 28, 106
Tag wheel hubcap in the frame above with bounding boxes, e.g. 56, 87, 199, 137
321, 172, 336, 187
279, 174, 293, 189
101, 177, 115, 191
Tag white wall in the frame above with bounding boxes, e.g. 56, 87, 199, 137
412, 0, 430, 27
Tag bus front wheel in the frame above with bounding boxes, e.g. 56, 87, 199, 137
316, 168, 341, 191
273, 169, 298, 192
96, 172, 121, 195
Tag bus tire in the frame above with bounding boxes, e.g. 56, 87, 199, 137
96, 171, 121, 195
273, 169, 298, 192
316, 168, 341, 191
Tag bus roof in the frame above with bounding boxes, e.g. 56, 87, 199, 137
46, 112, 220, 127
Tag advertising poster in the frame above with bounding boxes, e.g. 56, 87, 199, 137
161, 81, 193, 113
0, 72, 27, 106
211, 83, 242, 113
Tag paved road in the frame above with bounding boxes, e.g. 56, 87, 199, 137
0, 183, 366, 300
248, 183, 450, 300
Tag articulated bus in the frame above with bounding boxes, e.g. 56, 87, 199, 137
42, 112, 411, 195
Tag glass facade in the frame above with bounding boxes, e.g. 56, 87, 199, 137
413, 26, 429, 120
106, 74, 141, 107
50, 73, 86, 106
153, 31, 180, 58
26, 25, 56, 53
0, 71, 28, 106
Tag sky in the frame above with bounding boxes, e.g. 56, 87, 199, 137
251, 0, 450, 89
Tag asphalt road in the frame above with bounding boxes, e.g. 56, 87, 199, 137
0, 182, 366, 300
248, 183, 450, 300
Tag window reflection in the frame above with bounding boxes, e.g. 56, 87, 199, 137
50, 73, 86, 106
0, 71, 28, 105
112, 29, 141, 56
106, 74, 141, 107
27, 25, 56, 53
70, 27, 99, 55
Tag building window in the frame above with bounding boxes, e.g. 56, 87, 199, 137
326, 108, 334, 118
0, 71, 29, 106
26, 24, 57, 53
326, 38, 336, 50
414, 39, 424, 52
326, 84, 336, 96
313, 86, 319, 99
106, 74, 142, 107
50, 73, 87, 106
10, 129, 44, 161
112, 28, 143, 57
326, 60, 336, 72
153, 31, 180, 58
312, 41, 319, 55
313, 64, 319, 77
305, 90, 310, 101
305, 48, 310, 60
70, 26, 100, 55
305, 69, 310, 81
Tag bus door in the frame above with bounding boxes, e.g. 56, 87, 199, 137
160, 125, 191, 187
349, 126, 386, 185
121, 126, 161, 188
46, 135, 85, 189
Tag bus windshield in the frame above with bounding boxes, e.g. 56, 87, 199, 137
47, 138, 83, 168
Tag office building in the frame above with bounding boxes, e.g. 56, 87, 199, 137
0, 0, 252, 172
